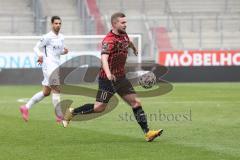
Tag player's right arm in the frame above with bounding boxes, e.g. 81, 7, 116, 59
101, 54, 115, 81
33, 35, 49, 64
101, 41, 116, 81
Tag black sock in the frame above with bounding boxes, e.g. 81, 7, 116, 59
132, 106, 149, 134
73, 103, 94, 115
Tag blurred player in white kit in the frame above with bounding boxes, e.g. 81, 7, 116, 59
20, 16, 68, 122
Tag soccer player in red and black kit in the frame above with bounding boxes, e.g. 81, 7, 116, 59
62, 12, 163, 142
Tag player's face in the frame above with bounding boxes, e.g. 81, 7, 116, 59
114, 17, 127, 34
52, 19, 61, 33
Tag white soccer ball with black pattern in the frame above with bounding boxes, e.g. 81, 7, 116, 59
138, 71, 156, 89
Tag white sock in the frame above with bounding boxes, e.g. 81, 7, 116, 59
52, 93, 62, 118
26, 91, 45, 109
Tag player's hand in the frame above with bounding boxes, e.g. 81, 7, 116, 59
133, 49, 138, 56
107, 74, 116, 81
63, 48, 68, 54
37, 56, 43, 65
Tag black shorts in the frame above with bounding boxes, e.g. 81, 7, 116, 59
96, 77, 136, 103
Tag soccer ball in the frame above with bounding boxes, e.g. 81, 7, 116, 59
138, 71, 157, 89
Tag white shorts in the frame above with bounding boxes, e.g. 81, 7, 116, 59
42, 63, 60, 86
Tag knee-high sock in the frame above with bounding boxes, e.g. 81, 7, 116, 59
73, 103, 94, 115
132, 106, 149, 134
52, 93, 62, 117
26, 91, 45, 109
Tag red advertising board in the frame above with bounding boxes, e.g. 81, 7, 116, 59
158, 50, 240, 66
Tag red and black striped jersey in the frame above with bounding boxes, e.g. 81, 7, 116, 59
99, 30, 130, 79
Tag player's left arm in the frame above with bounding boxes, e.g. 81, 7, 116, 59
61, 38, 69, 55
129, 41, 138, 56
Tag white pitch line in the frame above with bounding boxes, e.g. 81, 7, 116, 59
17, 98, 29, 103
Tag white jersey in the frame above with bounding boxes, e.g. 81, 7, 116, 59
34, 31, 65, 66
34, 31, 65, 86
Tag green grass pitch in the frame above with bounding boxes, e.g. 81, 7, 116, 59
0, 83, 239, 160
